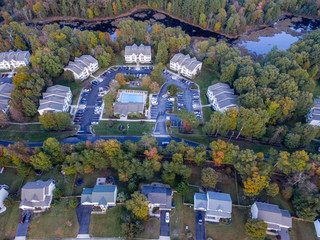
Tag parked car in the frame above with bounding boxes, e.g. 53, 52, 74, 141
81, 92, 89, 97
20, 213, 26, 224
74, 118, 81, 122
165, 212, 170, 223
198, 213, 203, 224
83, 87, 92, 92
80, 100, 86, 104
25, 212, 32, 223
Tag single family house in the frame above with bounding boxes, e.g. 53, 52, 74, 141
64, 55, 99, 81
251, 202, 292, 235
125, 44, 152, 64
142, 184, 172, 217
307, 99, 320, 126
194, 191, 232, 223
170, 53, 202, 78
0, 50, 30, 70
207, 83, 238, 112
20, 180, 55, 212
0, 185, 9, 214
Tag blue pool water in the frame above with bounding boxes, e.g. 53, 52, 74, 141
120, 93, 144, 103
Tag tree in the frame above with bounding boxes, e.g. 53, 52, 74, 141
176, 181, 189, 201
68, 197, 79, 208
13, 72, 31, 88
178, 108, 200, 130
3, 195, 15, 207
53, 188, 63, 199
43, 138, 64, 163
201, 168, 219, 189
121, 212, 144, 240
155, 40, 168, 64
293, 192, 320, 221
142, 76, 151, 88
245, 218, 267, 240
276, 150, 310, 175
266, 182, 279, 197
125, 191, 149, 220
115, 73, 126, 86
284, 133, 301, 149
30, 152, 52, 171
150, 63, 164, 85
0, 111, 8, 128
167, 84, 178, 96
243, 172, 269, 197
39, 112, 71, 131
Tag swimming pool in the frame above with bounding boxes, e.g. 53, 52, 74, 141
120, 93, 144, 103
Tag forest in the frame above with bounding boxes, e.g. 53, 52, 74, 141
1, 0, 320, 35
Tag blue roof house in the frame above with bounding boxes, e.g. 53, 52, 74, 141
194, 191, 232, 223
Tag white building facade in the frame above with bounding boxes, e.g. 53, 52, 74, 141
307, 99, 320, 126
207, 83, 238, 112
125, 44, 152, 64
64, 55, 99, 81
170, 53, 202, 78
0, 50, 30, 70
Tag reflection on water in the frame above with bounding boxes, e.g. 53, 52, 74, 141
238, 31, 300, 55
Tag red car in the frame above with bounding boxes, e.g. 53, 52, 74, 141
20, 213, 26, 224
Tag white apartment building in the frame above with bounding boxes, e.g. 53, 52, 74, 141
207, 83, 238, 112
170, 53, 202, 78
0, 50, 30, 70
64, 55, 99, 81
124, 44, 152, 64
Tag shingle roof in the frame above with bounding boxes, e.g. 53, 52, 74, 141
65, 55, 97, 76
38, 102, 64, 112
194, 193, 207, 209
170, 53, 202, 72
81, 185, 117, 205
217, 98, 238, 109
40, 96, 66, 105
142, 184, 172, 209
0, 50, 30, 62
125, 44, 151, 56
114, 102, 144, 115
207, 192, 232, 213
46, 85, 71, 93
22, 180, 53, 189
254, 202, 292, 228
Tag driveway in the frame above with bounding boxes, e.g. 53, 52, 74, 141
15, 210, 33, 240
195, 210, 206, 240
76, 205, 92, 237
160, 210, 170, 237
279, 228, 290, 240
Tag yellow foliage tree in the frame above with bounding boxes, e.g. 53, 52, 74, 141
126, 191, 149, 220
244, 172, 269, 197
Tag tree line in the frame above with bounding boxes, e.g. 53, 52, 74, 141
4, 0, 320, 36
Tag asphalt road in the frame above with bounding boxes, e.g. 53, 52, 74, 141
77, 67, 152, 134
195, 210, 206, 240
160, 210, 170, 237
76, 205, 92, 235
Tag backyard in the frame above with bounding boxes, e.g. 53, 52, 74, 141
92, 121, 155, 136
0, 202, 20, 239
0, 124, 78, 142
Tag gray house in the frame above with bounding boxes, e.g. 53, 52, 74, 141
125, 44, 152, 63
0, 83, 14, 113
20, 180, 55, 212
251, 202, 292, 236
142, 184, 172, 217
194, 191, 232, 223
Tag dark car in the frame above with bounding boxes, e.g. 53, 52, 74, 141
77, 109, 85, 113
81, 92, 89, 97
91, 80, 98, 85
96, 98, 103, 103
25, 213, 32, 223
198, 213, 203, 224
74, 118, 81, 122
20, 213, 26, 224
81, 97, 87, 101
80, 100, 86, 104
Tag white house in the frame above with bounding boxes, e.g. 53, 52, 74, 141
64, 55, 98, 81
194, 191, 232, 223
0, 83, 14, 114
125, 44, 151, 64
207, 83, 238, 112
142, 184, 173, 217
0, 185, 9, 214
0, 50, 30, 70
307, 99, 320, 126
20, 180, 55, 212
314, 219, 320, 239
251, 202, 292, 234
170, 53, 202, 78
81, 181, 117, 212
38, 85, 72, 115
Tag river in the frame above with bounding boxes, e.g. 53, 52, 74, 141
27, 9, 320, 56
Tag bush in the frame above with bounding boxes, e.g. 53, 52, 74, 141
282, 186, 293, 200
167, 84, 177, 96
53, 188, 63, 199
68, 197, 79, 208
128, 182, 137, 193
3, 195, 15, 207
284, 133, 301, 149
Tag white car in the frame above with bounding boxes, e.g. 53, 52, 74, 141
165, 212, 170, 223
168, 97, 174, 102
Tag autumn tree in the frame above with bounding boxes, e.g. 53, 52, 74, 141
126, 191, 149, 220
276, 150, 310, 175
201, 168, 219, 189
115, 73, 126, 86
245, 219, 267, 240
243, 172, 269, 197
266, 182, 279, 197
30, 152, 52, 171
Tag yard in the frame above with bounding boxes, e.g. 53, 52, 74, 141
57, 79, 89, 105
290, 218, 317, 240
170, 193, 195, 240
92, 121, 155, 136
0, 124, 78, 142
0, 202, 21, 239
0, 167, 25, 193
28, 199, 79, 239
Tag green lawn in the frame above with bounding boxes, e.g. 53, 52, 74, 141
170, 193, 195, 240
0, 202, 21, 239
28, 199, 79, 239
140, 218, 160, 239
92, 121, 155, 136
0, 167, 25, 193
89, 206, 125, 238
206, 206, 250, 240
0, 124, 78, 142
290, 218, 317, 240
115, 53, 125, 65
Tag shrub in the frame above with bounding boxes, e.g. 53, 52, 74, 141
68, 197, 79, 208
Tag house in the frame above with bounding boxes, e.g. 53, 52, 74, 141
194, 191, 232, 223
0, 83, 14, 114
125, 44, 152, 64
0, 50, 30, 70
314, 219, 320, 239
38, 85, 72, 115
251, 202, 292, 234
20, 180, 55, 212
80, 180, 117, 212
307, 99, 320, 126
170, 53, 202, 78
142, 184, 172, 217
64, 55, 99, 81
0, 185, 9, 214
207, 83, 238, 112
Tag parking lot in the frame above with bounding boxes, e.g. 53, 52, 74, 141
75, 66, 152, 134
0, 72, 14, 84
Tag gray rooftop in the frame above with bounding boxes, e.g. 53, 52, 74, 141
125, 44, 151, 56
142, 184, 172, 209
217, 98, 238, 109
114, 102, 144, 115
0, 50, 30, 62
40, 96, 66, 106
81, 185, 117, 205
46, 85, 71, 93
38, 102, 64, 112
65, 55, 98, 75
170, 53, 202, 72
254, 202, 292, 228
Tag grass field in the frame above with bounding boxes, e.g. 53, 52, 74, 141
0, 124, 78, 142
89, 206, 125, 238
140, 218, 160, 239
28, 199, 79, 239
290, 218, 317, 240
0, 202, 21, 239
0, 167, 25, 193
92, 121, 155, 136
